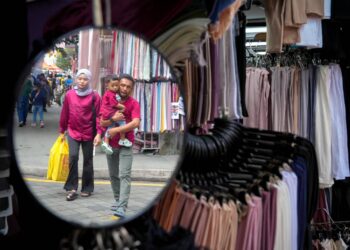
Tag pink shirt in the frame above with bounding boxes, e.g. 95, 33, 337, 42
102, 96, 140, 148
101, 90, 119, 120
59, 90, 102, 141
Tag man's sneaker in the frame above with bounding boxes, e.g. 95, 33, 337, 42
110, 203, 119, 211
19, 121, 24, 127
114, 207, 125, 218
118, 139, 132, 147
40, 121, 45, 128
101, 141, 113, 155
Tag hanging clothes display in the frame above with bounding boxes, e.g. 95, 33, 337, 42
264, 0, 324, 53
77, 29, 101, 90
100, 33, 114, 71
207, 0, 245, 42
77, 29, 184, 134
243, 49, 350, 188
243, 67, 270, 129
310, 204, 350, 250
132, 81, 184, 133
153, 119, 319, 250
110, 30, 172, 81
154, 16, 245, 129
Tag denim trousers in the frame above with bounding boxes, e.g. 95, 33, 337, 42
17, 95, 29, 124
106, 120, 126, 138
106, 147, 133, 209
64, 135, 94, 193
32, 105, 44, 123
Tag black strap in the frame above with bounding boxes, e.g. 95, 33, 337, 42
32, 90, 40, 103
92, 92, 97, 137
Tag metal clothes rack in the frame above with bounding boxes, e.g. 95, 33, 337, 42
132, 78, 178, 154
134, 131, 160, 154
311, 208, 350, 230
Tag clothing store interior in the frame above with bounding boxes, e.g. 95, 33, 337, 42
2, 0, 350, 249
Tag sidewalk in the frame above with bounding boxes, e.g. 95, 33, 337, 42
13, 103, 181, 182
23, 176, 165, 227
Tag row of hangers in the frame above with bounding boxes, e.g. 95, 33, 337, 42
178, 118, 317, 206
311, 208, 350, 242
246, 47, 340, 68
311, 221, 350, 242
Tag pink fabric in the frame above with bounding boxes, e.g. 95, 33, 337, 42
106, 96, 140, 147
236, 197, 256, 250
252, 196, 263, 250
261, 191, 272, 250
78, 29, 101, 90
244, 68, 270, 129
59, 89, 102, 141
269, 186, 278, 250
235, 196, 263, 250
101, 90, 119, 120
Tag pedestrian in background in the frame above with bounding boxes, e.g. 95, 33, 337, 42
30, 83, 46, 128
17, 75, 33, 127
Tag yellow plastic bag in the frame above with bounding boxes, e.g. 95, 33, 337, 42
47, 134, 69, 181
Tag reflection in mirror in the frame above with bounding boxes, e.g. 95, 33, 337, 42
13, 27, 185, 227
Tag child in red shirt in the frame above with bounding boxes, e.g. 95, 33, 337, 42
100, 75, 132, 155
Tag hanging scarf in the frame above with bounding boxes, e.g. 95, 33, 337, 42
74, 69, 93, 96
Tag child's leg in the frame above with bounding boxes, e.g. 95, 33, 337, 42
120, 132, 126, 140
117, 121, 132, 147
104, 125, 114, 144
104, 136, 110, 144
117, 121, 126, 141
38, 105, 44, 122
101, 125, 114, 155
32, 105, 38, 124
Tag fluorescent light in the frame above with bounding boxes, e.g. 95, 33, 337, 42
246, 42, 266, 46
246, 27, 267, 33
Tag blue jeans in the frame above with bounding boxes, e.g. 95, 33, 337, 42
106, 120, 126, 138
17, 95, 29, 124
32, 105, 43, 123
106, 147, 133, 209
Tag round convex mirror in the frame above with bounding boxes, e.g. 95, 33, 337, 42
12, 26, 185, 227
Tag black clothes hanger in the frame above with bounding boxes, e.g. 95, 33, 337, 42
180, 117, 317, 213
210, 119, 287, 180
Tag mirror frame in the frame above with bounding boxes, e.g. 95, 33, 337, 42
11, 25, 188, 229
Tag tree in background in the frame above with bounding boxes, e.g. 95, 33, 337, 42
55, 34, 79, 72
56, 47, 75, 71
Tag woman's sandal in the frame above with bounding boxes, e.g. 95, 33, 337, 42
80, 192, 91, 197
66, 190, 78, 201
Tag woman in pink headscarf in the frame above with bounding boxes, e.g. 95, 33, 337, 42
59, 68, 102, 201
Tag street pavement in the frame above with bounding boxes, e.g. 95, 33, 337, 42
11, 102, 181, 227
23, 176, 165, 227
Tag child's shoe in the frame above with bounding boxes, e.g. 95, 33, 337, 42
40, 121, 45, 128
118, 139, 132, 147
101, 141, 113, 155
